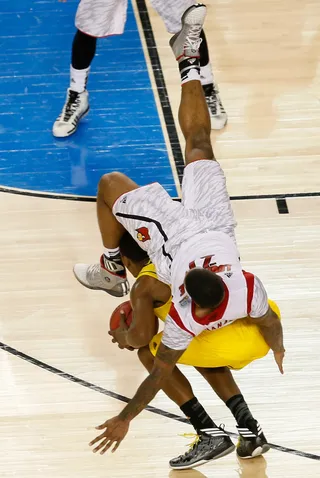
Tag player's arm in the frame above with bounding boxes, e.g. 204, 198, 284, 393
109, 276, 158, 349
89, 341, 186, 454
248, 306, 284, 354
126, 276, 158, 348
89, 315, 192, 454
247, 276, 285, 373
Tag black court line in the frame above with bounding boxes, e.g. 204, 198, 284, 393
276, 198, 289, 214
1, 341, 319, 462
0, 185, 320, 203
135, 0, 185, 183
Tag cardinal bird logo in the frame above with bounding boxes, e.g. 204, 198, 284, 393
136, 227, 151, 242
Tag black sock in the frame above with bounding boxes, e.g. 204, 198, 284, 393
226, 394, 257, 432
199, 30, 210, 67
72, 30, 97, 70
180, 397, 218, 434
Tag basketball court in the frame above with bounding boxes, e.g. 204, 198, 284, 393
0, 0, 320, 477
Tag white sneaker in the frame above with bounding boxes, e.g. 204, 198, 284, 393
52, 88, 89, 138
169, 4, 207, 62
203, 83, 228, 130
73, 256, 130, 298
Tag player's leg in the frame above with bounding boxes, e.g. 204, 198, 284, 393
149, 0, 227, 129
170, 4, 237, 243
53, 0, 128, 137
73, 172, 138, 297
196, 367, 270, 459
138, 346, 235, 470
169, 4, 213, 164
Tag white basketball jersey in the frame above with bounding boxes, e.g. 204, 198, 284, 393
162, 231, 269, 350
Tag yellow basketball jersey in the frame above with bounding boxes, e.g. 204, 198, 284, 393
137, 262, 171, 321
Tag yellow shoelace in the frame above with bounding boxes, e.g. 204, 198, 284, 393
179, 433, 200, 449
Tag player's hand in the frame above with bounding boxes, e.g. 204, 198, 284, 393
89, 416, 130, 454
274, 349, 285, 374
109, 311, 131, 349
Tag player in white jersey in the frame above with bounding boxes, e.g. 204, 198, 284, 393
52, 0, 227, 137
73, 3, 285, 462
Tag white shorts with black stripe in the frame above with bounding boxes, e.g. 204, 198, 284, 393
113, 161, 237, 284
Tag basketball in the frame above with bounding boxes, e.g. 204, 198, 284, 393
109, 300, 133, 331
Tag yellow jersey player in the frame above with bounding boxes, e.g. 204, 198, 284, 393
107, 232, 280, 469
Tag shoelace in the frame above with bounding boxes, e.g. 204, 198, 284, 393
87, 263, 102, 281
63, 92, 80, 121
184, 24, 203, 52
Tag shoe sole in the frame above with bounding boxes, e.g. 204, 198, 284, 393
73, 267, 127, 298
169, 4, 206, 54
237, 443, 271, 460
52, 105, 90, 138
170, 443, 235, 470
210, 115, 228, 131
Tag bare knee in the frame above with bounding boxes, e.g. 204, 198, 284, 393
138, 346, 155, 370
98, 172, 138, 206
185, 129, 214, 165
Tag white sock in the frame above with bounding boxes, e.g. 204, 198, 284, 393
103, 247, 120, 260
200, 63, 214, 86
70, 65, 90, 93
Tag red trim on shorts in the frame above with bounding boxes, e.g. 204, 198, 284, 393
243, 270, 254, 315
191, 282, 229, 325
169, 304, 195, 337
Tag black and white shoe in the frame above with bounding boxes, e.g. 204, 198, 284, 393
169, 427, 235, 470
53, 88, 89, 138
203, 83, 228, 130
237, 422, 270, 459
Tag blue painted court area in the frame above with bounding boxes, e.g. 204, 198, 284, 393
0, 0, 177, 197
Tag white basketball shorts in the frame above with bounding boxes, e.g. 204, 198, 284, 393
75, 0, 195, 38
113, 160, 237, 284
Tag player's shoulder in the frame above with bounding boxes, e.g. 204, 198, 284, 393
133, 274, 158, 295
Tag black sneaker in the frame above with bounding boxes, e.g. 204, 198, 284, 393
237, 422, 270, 459
203, 83, 228, 130
169, 427, 235, 470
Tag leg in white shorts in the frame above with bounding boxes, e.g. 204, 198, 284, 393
76, 0, 127, 37
181, 160, 237, 245
150, 0, 196, 33
75, 0, 194, 38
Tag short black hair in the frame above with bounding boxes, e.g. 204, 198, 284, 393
184, 268, 225, 308
119, 232, 149, 263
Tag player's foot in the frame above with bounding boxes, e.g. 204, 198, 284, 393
52, 88, 89, 138
236, 422, 270, 459
169, 428, 235, 470
170, 4, 207, 62
73, 255, 130, 297
203, 83, 228, 130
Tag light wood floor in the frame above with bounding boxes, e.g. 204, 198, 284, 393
1, 0, 320, 476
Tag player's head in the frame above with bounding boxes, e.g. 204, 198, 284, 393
119, 232, 149, 277
184, 268, 225, 309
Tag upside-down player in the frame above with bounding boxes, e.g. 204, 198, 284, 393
73, 3, 285, 463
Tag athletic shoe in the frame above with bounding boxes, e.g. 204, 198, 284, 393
73, 255, 130, 297
52, 88, 89, 138
203, 83, 228, 130
170, 4, 207, 62
169, 427, 235, 470
237, 422, 270, 459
